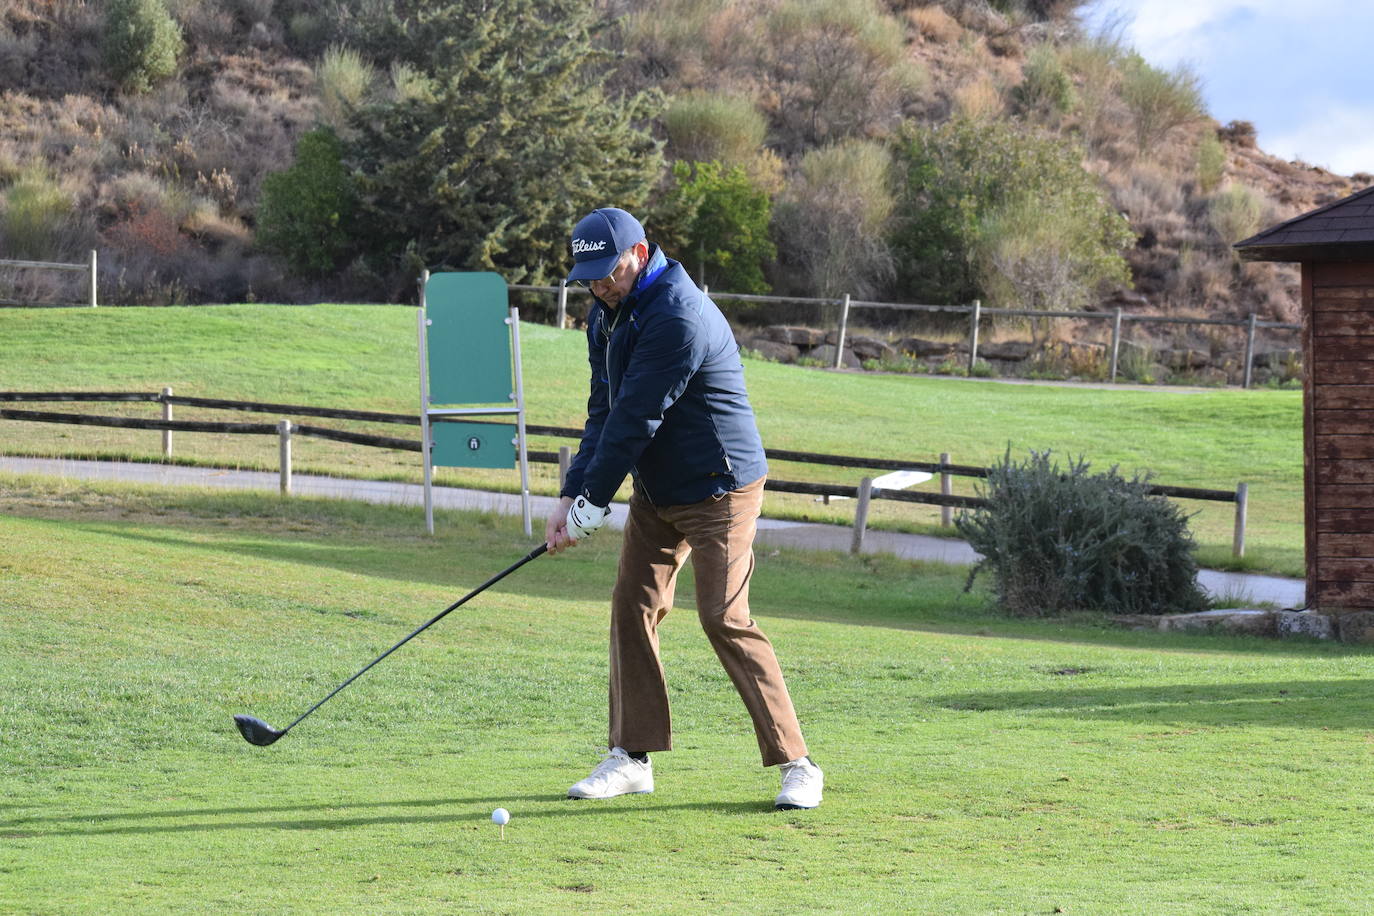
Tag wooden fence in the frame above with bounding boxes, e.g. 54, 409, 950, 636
0, 390, 1251, 556
520, 283, 1301, 389
0, 251, 99, 307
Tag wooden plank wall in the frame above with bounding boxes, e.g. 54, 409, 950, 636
1308, 262, 1374, 610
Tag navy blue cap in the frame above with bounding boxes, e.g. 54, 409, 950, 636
567, 208, 645, 283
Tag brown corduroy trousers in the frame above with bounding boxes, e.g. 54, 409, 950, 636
608, 476, 808, 767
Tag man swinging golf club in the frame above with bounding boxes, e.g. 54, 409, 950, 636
546, 207, 823, 810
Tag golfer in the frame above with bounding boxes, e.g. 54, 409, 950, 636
545, 207, 822, 810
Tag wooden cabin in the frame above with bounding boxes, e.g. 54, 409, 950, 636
1236, 187, 1374, 614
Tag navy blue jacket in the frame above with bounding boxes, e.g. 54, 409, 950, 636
561, 245, 768, 507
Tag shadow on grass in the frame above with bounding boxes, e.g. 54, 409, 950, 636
934, 678, 1374, 730
0, 795, 774, 839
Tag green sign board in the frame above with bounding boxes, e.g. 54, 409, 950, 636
424, 271, 511, 405
431, 421, 516, 470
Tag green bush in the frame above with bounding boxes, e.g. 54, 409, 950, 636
653, 160, 775, 294
1012, 45, 1076, 118
103, 0, 184, 94
1196, 131, 1227, 194
1119, 53, 1204, 153
892, 117, 1134, 310
256, 128, 357, 276
957, 450, 1208, 617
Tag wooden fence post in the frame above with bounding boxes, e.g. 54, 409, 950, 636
558, 445, 571, 491
161, 387, 173, 457
851, 476, 873, 554
556, 281, 568, 330
89, 250, 98, 307
834, 294, 851, 369
1243, 313, 1258, 389
1233, 482, 1248, 557
279, 419, 292, 495
940, 452, 953, 527
968, 300, 981, 373
1109, 307, 1123, 382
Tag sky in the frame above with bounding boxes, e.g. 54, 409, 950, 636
1081, 0, 1374, 176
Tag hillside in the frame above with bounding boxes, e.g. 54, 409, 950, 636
0, 0, 1359, 329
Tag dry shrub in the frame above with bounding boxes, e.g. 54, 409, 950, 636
764, 0, 927, 152
315, 43, 373, 134
664, 91, 767, 166
953, 76, 1003, 121
1217, 119, 1256, 148
774, 138, 896, 299
620, 0, 734, 86
1060, 32, 1126, 154
105, 205, 190, 259
1166, 244, 1233, 309
1112, 160, 1184, 223
176, 1, 235, 47
908, 4, 961, 43
1208, 183, 1265, 246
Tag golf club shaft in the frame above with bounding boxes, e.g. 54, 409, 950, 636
277, 542, 549, 736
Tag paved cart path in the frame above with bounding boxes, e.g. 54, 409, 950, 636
0, 456, 1304, 608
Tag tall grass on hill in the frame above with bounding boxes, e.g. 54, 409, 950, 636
1, 165, 74, 260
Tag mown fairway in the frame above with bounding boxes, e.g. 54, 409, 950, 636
0, 305, 1302, 574
0, 478, 1368, 915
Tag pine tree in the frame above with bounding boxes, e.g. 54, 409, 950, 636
103, 0, 184, 94
346, 0, 663, 286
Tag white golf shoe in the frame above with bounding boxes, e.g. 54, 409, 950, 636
774, 756, 823, 809
567, 747, 654, 799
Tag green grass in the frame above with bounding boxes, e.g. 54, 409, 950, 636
0, 305, 1303, 575
0, 477, 1366, 914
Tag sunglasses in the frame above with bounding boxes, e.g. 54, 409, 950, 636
574, 251, 631, 289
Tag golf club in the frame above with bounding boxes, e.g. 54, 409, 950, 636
234, 541, 549, 746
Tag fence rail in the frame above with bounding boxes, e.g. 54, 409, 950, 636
1, 390, 1251, 555
0, 251, 98, 307
510, 283, 1301, 389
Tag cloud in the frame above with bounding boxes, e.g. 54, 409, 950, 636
1263, 102, 1374, 176
1084, 0, 1374, 176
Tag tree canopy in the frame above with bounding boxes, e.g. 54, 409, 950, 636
344, 0, 663, 286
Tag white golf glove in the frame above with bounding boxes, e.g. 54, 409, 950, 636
566, 495, 610, 541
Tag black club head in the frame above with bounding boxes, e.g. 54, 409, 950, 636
234, 714, 285, 746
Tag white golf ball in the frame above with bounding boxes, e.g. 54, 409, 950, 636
491, 807, 510, 826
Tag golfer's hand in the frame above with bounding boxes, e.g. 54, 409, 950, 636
566, 495, 610, 543
545, 496, 575, 555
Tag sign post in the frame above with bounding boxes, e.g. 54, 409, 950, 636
418, 271, 531, 536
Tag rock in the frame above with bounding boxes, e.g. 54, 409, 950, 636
1251, 347, 1302, 369
1163, 347, 1210, 371
806, 344, 862, 369
759, 325, 826, 348
743, 338, 799, 363
1336, 611, 1374, 643
1159, 609, 1276, 637
894, 337, 955, 358
848, 335, 896, 362
1275, 610, 1336, 641
980, 340, 1035, 361
1099, 290, 1151, 310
